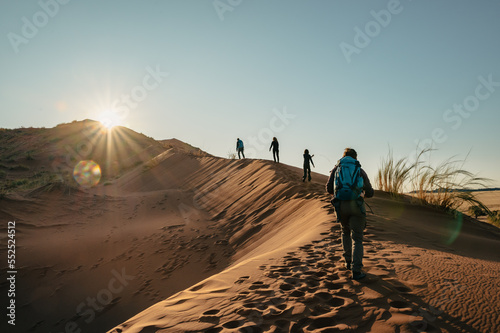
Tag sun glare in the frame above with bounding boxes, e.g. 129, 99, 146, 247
98, 110, 123, 129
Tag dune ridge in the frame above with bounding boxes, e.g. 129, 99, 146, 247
0, 128, 333, 332
107, 156, 500, 332
0, 122, 499, 332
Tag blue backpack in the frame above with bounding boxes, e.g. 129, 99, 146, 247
334, 156, 364, 200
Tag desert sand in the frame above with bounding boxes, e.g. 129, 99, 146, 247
1, 121, 499, 333
461, 190, 500, 224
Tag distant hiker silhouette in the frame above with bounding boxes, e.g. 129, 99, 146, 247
269, 137, 279, 163
302, 149, 314, 182
236, 138, 245, 159
326, 148, 374, 281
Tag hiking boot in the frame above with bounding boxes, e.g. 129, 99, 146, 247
352, 271, 366, 280
345, 261, 351, 270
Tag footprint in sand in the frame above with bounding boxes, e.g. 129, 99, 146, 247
310, 303, 332, 316
235, 276, 250, 284
388, 300, 414, 313
290, 289, 306, 298
270, 319, 291, 331
254, 289, 275, 296
316, 260, 336, 270
219, 319, 264, 333
279, 283, 295, 291
249, 281, 270, 290
304, 278, 320, 288
322, 281, 344, 292
242, 301, 268, 310
307, 316, 340, 330
284, 257, 302, 267
221, 320, 242, 329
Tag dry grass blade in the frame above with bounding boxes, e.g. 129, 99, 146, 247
376, 148, 415, 196
377, 147, 493, 221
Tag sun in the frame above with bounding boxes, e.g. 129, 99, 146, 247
98, 110, 123, 129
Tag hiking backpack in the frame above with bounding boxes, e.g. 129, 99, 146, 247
334, 156, 364, 200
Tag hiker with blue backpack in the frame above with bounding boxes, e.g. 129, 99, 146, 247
326, 148, 374, 280
236, 138, 245, 159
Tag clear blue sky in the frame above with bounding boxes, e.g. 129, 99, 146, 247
1, 0, 499, 187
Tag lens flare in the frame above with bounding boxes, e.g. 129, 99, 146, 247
73, 160, 102, 187
444, 212, 463, 245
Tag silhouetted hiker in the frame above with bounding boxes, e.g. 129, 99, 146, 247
236, 138, 245, 159
269, 137, 279, 163
326, 148, 374, 280
303, 149, 314, 182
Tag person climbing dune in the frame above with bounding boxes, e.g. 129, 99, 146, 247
326, 148, 374, 280
303, 149, 314, 182
236, 138, 245, 159
269, 137, 279, 163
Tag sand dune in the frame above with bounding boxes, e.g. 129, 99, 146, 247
1, 122, 499, 333
106, 163, 500, 333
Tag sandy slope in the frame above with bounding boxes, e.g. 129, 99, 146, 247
1, 129, 499, 332
0, 149, 230, 332
0, 143, 329, 332
106, 156, 499, 332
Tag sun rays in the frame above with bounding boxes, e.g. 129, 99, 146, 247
97, 110, 123, 129
68, 120, 165, 189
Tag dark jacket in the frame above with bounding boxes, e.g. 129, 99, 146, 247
236, 139, 244, 150
303, 153, 314, 168
270, 141, 279, 151
326, 164, 374, 198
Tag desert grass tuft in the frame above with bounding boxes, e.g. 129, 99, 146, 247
377, 148, 491, 215
376, 148, 427, 196
488, 211, 500, 227
468, 205, 488, 219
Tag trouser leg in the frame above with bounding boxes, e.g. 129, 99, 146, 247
350, 215, 365, 272
339, 201, 366, 271
340, 221, 352, 264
